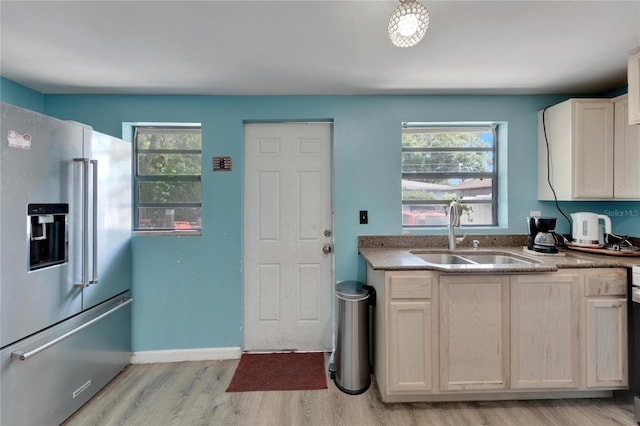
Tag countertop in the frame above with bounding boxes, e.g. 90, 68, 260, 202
358, 234, 640, 273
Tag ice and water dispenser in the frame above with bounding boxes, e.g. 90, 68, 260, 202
28, 203, 68, 270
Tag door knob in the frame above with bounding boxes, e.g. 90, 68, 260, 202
322, 244, 333, 254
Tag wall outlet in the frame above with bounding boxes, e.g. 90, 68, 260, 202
359, 210, 368, 224
529, 210, 541, 217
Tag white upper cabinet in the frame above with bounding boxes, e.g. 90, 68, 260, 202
613, 95, 640, 198
628, 46, 640, 125
538, 99, 614, 200
538, 97, 640, 200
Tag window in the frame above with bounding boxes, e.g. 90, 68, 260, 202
133, 126, 202, 233
402, 124, 497, 227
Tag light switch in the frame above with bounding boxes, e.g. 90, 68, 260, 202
360, 210, 368, 224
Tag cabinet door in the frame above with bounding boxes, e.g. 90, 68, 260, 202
439, 275, 509, 391
574, 100, 614, 199
511, 274, 580, 389
585, 299, 628, 388
613, 96, 640, 199
538, 99, 614, 200
629, 46, 640, 125
388, 301, 432, 392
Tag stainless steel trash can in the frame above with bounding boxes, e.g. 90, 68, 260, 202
330, 280, 374, 395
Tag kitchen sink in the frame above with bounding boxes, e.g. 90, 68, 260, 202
461, 254, 536, 265
413, 253, 474, 265
410, 250, 542, 268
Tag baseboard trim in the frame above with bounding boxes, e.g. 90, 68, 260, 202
130, 347, 242, 364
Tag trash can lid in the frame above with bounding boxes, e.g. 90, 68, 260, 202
335, 280, 369, 301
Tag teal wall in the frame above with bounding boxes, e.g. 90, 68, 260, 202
2, 78, 639, 352
0, 78, 44, 112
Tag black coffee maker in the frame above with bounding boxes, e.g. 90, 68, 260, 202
527, 216, 558, 254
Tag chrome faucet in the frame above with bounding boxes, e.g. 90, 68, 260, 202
448, 201, 466, 250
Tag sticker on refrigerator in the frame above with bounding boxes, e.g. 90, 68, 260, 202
7, 130, 32, 150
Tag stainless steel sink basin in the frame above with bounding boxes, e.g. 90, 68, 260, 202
410, 250, 542, 268
413, 253, 474, 265
461, 254, 536, 265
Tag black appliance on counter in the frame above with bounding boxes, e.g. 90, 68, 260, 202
527, 216, 559, 254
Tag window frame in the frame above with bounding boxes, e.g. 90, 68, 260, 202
401, 123, 498, 228
133, 125, 202, 234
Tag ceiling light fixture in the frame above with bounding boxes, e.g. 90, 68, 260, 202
388, 0, 430, 48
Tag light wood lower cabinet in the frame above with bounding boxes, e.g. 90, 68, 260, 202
510, 273, 580, 389
367, 266, 629, 402
388, 301, 432, 392
439, 275, 509, 391
584, 269, 628, 389
585, 299, 628, 388
386, 272, 435, 393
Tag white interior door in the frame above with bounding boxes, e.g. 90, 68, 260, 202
243, 122, 333, 351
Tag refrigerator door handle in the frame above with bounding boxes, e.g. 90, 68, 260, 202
10, 297, 132, 361
90, 159, 98, 285
74, 158, 90, 288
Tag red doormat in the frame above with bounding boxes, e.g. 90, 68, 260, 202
226, 352, 327, 392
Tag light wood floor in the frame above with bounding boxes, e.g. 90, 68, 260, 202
63, 357, 635, 426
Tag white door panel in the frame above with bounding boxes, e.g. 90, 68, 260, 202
244, 123, 332, 351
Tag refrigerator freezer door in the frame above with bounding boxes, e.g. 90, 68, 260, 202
80, 128, 132, 309
0, 103, 84, 348
0, 293, 131, 425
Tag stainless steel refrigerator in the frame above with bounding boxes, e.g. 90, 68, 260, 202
0, 102, 132, 425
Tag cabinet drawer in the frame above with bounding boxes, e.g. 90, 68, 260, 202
389, 275, 432, 299
584, 270, 627, 297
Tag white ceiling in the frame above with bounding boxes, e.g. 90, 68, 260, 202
1, 0, 639, 96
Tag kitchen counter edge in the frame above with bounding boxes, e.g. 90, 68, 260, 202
358, 236, 640, 272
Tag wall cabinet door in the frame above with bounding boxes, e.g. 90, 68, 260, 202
613, 95, 640, 198
538, 99, 614, 200
538, 97, 639, 200
439, 275, 509, 391
388, 301, 433, 392
573, 100, 615, 199
585, 299, 628, 388
510, 274, 581, 389
628, 46, 640, 125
